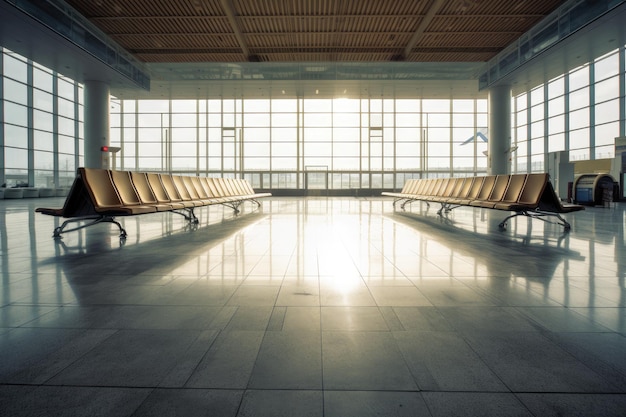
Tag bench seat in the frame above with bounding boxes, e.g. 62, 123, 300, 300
36, 168, 271, 239
383, 173, 584, 231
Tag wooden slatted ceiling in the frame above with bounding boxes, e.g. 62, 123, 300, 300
65, 0, 566, 63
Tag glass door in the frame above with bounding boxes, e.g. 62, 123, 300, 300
305, 166, 328, 196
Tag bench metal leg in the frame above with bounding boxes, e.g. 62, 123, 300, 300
392, 198, 405, 209
53, 215, 127, 239
534, 211, 571, 231
499, 211, 571, 232
222, 201, 243, 214
400, 198, 422, 211
171, 208, 199, 223
437, 203, 458, 216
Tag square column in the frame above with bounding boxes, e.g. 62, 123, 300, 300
84, 80, 110, 169
488, 85, 512, 175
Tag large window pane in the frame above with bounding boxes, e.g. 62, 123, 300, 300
57, 79, 74, 99
594, 76, 619, 103
34, 130, 54, 151
570, 108, 590, 130
570, 128, 590, 151
595, 99, 619, 125
595, 122, 619, 148
548, 76, 564, 97
3, 78, 27, 104
4, 147, 28, 169
272, 113, 297, 127
272, 99, 298, 112
58, 135, 75, 154
172, 113, 197, 127
569, 66, 589, 91
4, 124, 27, 148
569, 87, 589, 110
4, 101, 28, 126
34, 89, 54, 112
594, 51, 619, 81
244, 113, 270, 127
34, 150, 54, 170
3, 53, 27, 83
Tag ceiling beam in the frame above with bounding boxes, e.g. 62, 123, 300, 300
401, 0, 447, 60
90, 14, 546, 22
130, 46, 500, 54
219, 0, 254, 60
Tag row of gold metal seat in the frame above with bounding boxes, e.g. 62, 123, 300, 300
382, 173, 584, 230
84, 168, 269, 215
36, 167, 271, 238
392, 173, 549, 211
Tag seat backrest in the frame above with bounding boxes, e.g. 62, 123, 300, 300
435, 178, 449, 197
146, 173, 171, 203
80, 168, 123, 209
517, 173, 548, 206
171, 175, 194, 202
232, 179, 249, 195
411, 178, 428, 195
130, 172, 158, 205
159, 174, 183, 202
182, 176, 201, 200
226, 178, 243, 196
449, 178, 466, 198
198, 177, 216, 198
466, 176, 485, 199
189, 176, 210, 199
430, 179, 445, 197
404, 179, 419, 195
441, 178, 457, 198
474, 175, 496, 200
214, 178, 233, 196
240, 179, 256, 195
488, 175, 511, 202
110, 170, 143, 206
500, 174, 527, 203
205, 177, 223, 197
423, 179, 439, 197
400, 180, 414, 194
223, 178, 239, 196
457, 177, 474, 199
538, 180, 566, 211
48, 171, 94, 217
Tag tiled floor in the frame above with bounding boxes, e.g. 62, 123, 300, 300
1, 196, 625, 416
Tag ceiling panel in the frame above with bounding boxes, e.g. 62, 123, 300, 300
64, 0, 567, 63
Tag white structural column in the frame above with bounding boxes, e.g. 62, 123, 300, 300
488, 84, 512, 175
84, 80, 110, 169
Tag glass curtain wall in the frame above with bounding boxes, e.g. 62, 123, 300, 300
5, 43, 625, 190
110, 96, 488, 191
1, 47, 83, 188
512, 47, 625, 173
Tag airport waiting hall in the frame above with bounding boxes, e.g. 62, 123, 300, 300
1, 193, 626, 416
1, 0, 626, 416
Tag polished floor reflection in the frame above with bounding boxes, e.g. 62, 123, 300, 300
1, 196, 625, 416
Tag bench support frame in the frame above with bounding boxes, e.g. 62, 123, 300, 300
53, 215, 128, 239
385, 175, 583, 232
400, 198, 428, 211
37, 169, 272, 240
171, 208, 199, 224
498, 210, 571, 231
221, 198, 262, 214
